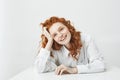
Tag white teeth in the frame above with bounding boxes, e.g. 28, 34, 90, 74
60, 38, 64, 41
60, 35, 66, 41
62, 37, 64, 40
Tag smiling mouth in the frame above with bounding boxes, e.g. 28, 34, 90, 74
60, 35, 67, 41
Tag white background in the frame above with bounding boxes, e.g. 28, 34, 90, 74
0, 0, 120, 80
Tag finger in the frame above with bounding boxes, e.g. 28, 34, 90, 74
43, 28, 48, 34
42, 27, 46, 32
55, 66, 63, 75
43, 27, 49, 35
41, 27, 45, 35
56, 65, 65, 75
59, 68, 66, 75
55, 67, 59, 75
55, 68, 58, 75
42, 27, 49, 37
43, 27, 47, 31
57, 67, 61, 75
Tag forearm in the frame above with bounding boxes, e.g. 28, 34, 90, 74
55, 64, 78, 75
45, 39, 53, 51
35, 48, 57, 73
71, 67, 78, 74
77, 60, 105, 73
67, 67, 78, 74
35, 48, 50, 72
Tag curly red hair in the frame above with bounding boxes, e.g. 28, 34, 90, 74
40, 16, 82, 60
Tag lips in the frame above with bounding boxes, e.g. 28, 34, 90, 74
60, 35, 67, 41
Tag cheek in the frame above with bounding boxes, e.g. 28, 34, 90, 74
65, 28, 70, 33
62, 29, 68, 34
54, 37, 59, 42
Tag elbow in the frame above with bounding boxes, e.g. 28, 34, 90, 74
36, 65, 47, 73
96, 61, 106, 72
34, 60, 46, 73
99, 63, 106, 72
91, 60, 106, 73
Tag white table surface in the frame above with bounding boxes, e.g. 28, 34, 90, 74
10, 66, 120, 80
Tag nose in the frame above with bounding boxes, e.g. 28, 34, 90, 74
58, 33, 63, 40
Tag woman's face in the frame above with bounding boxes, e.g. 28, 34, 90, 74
49, 22, 71, 45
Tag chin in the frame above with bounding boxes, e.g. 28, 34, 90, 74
58, 35, 71, 45
60, 40, 70, 45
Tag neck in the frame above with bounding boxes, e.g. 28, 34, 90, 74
64, 42, 70, 49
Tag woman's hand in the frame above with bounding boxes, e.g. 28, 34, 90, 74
42, 27, 53, 41
55, 64, 78, 75
42, 27, 53, 51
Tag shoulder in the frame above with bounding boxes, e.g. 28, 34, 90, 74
80, 32, 93, 43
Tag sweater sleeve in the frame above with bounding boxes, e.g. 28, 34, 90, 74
34, 48, 57, 73
77, 34, 105, 73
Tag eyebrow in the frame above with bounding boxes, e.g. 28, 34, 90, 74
58, 26, 62, 31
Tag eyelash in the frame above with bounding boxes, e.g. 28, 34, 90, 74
60, 28, 64, 31
53, 27, 64, 37
54, 34, 57, 37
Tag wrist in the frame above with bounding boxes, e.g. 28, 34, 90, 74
45, 39, 53, 51
72, 67, 78, 74
48, 38, 53, 43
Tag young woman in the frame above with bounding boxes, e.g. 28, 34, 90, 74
35, 16, 105, 75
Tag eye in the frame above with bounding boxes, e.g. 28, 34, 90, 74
53, 33, 57, 37
60, 27, 64, 31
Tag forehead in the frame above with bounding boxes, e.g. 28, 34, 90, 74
49, 22, 65, 34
